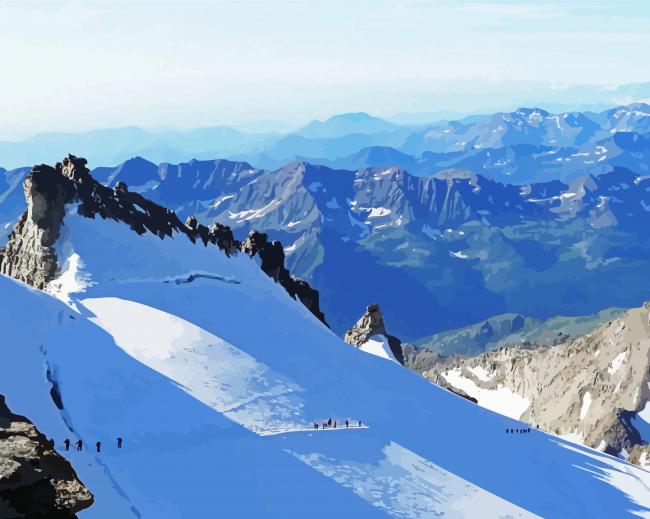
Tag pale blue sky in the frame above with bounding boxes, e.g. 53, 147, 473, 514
1, 0, 650, 138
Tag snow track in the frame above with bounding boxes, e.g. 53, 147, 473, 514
259, 424, 370, 437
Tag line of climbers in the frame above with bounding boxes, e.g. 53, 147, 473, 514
313, 418, 363, 429
63, 437, 123, 453
506, 427, 534, 434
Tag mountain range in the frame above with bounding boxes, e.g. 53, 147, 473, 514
3, 103, 650, 345
3, 156, 648, 517
4, 103, 650, 187
83, 159, 650, 342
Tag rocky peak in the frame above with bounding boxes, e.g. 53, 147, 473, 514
344, 304, 405, 364
0, 162, 74, 288
60, 155, 91, 184
344, 304, 386, 346
241, 230, 285, 281
0, 155, 327, 324
113, 181, 128, 196
0, 394, 93, 517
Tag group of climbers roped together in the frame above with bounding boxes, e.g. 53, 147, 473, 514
313, 418, 363, 430
63, 437, 123, 453
506, 427, 534, 434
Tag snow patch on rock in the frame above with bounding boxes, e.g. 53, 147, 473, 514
442, 369, 530, 419
580, 392, 592, 421
359, 334, 398, 363
608, 351, 627, 375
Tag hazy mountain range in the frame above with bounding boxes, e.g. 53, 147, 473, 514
2, 102, 650, 185
3, 103, 650, 343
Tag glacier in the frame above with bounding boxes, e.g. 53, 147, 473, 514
0, 208, 649, 518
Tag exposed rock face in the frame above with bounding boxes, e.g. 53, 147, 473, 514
419, 304, 650, 458
240, 230, 327, 326
0, 155, 191, 288
0, 395, 93, 518
0, 163, 74, 288
184, 216, 239, 254
0, 156, 326, 322
627, 444, 650, 467
401, 344, 443, 374
344, 304, 405, 364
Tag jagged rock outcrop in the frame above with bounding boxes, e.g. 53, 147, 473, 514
418, 304, 650, 459
0, 155, 191, 287
344, 304, 404, 364
0, 156, 326, 323
240, 230, 327, 326
0, 162, 74, 288
401, 344, 442, 373
184, 216, 239, 254
627, 444, 650, 467
0, 395, 93, 518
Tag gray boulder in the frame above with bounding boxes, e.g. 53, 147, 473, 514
0, 395, 93, 518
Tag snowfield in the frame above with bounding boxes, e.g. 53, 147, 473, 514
359, 334, 398, 362
1, 210, 650, 518
442, 368, 531, 420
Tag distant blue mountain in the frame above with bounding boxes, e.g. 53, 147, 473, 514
0, 166, 30, 242
0, 126, 275, 170
295, 112, 402, 139
326, 146, 419, 171
291, 104, 650, 184
5, 104, 650, 185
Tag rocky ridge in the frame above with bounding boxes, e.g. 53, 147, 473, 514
0, 155, 326, 323
241, 230, 328, 325
418, 304, 650, 460
410, 307, 624, 360
0, 395, 93, 518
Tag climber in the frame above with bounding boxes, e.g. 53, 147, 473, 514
328, 418, 332, 427
334, 421, 337, 428
117, 437, 123, 448
76, 439, 83, 451
64, 438, 71, 451
96, 441, 101, 453
314, 422, 318, 429
358, 421, 362, 427
346, 420, 349, 428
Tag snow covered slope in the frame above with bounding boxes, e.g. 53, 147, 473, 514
1, 163, 650, 517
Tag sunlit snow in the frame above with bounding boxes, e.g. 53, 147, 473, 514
359, 334, 397, 362
442, 369, 530, 419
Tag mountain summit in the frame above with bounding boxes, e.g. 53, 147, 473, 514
296, 112, 400, 139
